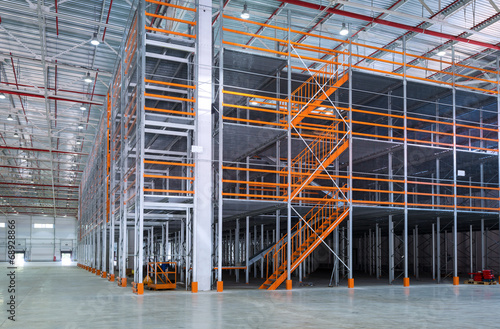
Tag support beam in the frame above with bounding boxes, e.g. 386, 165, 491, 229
246, 216, 249, 284
192, 0, 213, 292
403, 35, 409, 288
285, 9, 292, 291
278, 0, 500, 51
235, 219, 240, 282
389, 215, 394, 284
452, 45, 459, 286
437, 217, 441, 283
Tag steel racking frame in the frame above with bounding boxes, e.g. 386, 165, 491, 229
77, 1, 500, 292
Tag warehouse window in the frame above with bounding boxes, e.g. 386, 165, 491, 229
34, 223, 54, 229
0, 223, 5, 228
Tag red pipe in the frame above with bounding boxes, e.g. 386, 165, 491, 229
1, 212, 77, 216
55, 0, 59, 36
0, 182, 78, 188
149, 0, 161, 27
0, 145, 88, 156
278, 0, 500, 51
10, 55, 29, 123
101, 0, 113, 41
360, 0, 483, 69
1, 196, 79, 201
0, 165, 82, 173
428, 41, 500, 81
86, 72, 98, 125
55, 61, 58, 127
0, 81, 105, 97
0, 205, 78, 209
213, 0, 230, 25
0, 133, 19, 167
0, 89, 103, 105
307, 0, 409, 70
246, 3, 286, 45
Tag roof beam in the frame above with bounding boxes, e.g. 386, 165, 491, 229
418, 0, 434, 15
278, 0, 500, 50
0, 88, 103, 105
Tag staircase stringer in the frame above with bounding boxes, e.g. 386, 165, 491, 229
289, 140, 349, 200
291, 73, 349, 127
268, 208, 350, 290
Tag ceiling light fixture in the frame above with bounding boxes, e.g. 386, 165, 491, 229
436, 50, 446, 57
13, 131, 19, 137
84, 72, 93, 84
241, 2, 250, 19
0, 94, 6, 99
78, 123, 84, 129
90, 32, 100, 46
80, 104, 86, 111
7, 114, 13, 121
339, 23, 349, 36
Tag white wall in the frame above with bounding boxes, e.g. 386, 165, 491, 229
0, 215, 77, 262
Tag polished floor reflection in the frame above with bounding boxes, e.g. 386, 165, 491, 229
0, 263, 498, 328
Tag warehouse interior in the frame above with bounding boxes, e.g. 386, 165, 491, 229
1, 0, 500, 326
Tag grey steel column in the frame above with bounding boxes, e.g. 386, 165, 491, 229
261, 224, 264, 278
166, 222, 170, 261
413, 227, 416, 276
403, 35, 409, 286
497, 56, 500, 279
161, 224, 165, 261
286, 9, 292, 287
432, 223, 435, 280
367, 231, 371, 275
96, 224, 101, 272
376, 223, 380, 278
480, 164, 485, 209
436, 158, 440, 206
334, 226, 339, 286
347, 29, 354, 288
254, 225, 257, 278
186, 210, 192, 289
216, 0, 224, 292
193, 0, 214, 291
119, 41, 127, 284
388, 215, 394, 284
275, 210, 280, 243
481, 219, 485, 270
109, 90, 117, 279
246, 216, 249, 284
451, 45, 458, 285
102, 164, 107, 275
437, 217, 441, 283
415, 225, 419, 279
180, 218, 185, 283
299, 219, 302, 282
470, 225, 473, 275
134, 0, 146, 289
235, 218, 240, 282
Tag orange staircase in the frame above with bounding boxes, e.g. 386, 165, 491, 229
286, 122, 348, 200
290, 62, 348, 126
259, 62, 349, 290
291, 73, 349, 127
259, 192, 349, 290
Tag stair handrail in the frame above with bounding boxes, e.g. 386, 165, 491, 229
262, 184, 347, 281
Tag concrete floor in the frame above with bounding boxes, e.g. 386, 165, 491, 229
1, 263, 499, 328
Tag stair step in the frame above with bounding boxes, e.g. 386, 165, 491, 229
264, 208, 350, 289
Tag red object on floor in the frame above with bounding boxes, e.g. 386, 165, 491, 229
482, 270, 494, 281
468, 270, 495, 282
